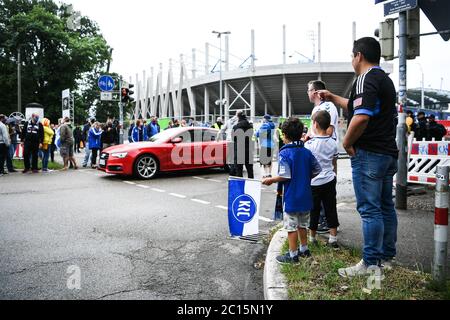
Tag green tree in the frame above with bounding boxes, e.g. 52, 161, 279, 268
0, 0, 113, 124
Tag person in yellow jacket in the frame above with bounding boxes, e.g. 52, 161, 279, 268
41, 118, 54, 172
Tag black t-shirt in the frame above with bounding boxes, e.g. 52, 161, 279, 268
347, 67, 398, 158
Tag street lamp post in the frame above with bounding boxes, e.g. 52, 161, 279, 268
212, 31, 230, 119
288, 51, 314, 63
418, 63, 424, 110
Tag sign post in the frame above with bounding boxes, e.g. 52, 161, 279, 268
119, 76, 124, 144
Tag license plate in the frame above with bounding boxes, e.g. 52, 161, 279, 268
99, 159, 106, 166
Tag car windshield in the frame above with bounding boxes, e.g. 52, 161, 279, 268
148, 128, 183, 143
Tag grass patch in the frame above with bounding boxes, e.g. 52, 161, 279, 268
13, 159, 64, 170
263, 224, 283, 246
279, 239, 450, 300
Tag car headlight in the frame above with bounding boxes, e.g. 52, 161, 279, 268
111, 152, 128, 158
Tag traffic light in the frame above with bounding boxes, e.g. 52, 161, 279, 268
375, 18, 395, 61
121, 84, 135, 103
407, 7, 420, 60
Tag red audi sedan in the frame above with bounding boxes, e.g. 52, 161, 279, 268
98, 127, 228, 179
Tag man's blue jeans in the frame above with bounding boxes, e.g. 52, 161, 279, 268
83, 143, 91, 166
351, 148, 398, 266
42, 147, 50, 170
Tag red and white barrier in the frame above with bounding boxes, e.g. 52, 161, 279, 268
13, 144, 23, 159
408, 139, 450, 185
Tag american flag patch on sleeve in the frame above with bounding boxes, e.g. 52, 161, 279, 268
353, 97, 363, 107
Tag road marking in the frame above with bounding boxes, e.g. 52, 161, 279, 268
151, 188, 166, 193
123, 181, 136, 185
207, 179, 222, 183
215, 205, 228, 210
192, 176, 206, 180
136, 184, 149, 189
169, 193, 186, 199
191, 199, 210, 205
258, 216, 274, 222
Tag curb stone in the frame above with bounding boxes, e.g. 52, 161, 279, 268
263, 227, 288, 300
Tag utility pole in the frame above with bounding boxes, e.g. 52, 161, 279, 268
396, 11, 408, 210
212, 31, 231, 120
17, 48, 22, 113
119, 76, 124, 144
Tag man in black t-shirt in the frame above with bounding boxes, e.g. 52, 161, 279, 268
317, 37, 398, 278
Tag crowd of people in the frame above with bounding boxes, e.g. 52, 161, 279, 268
406, 110, 447, 141
0, 114, 125, 173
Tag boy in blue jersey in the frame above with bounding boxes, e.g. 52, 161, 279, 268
263, 117, 321, 264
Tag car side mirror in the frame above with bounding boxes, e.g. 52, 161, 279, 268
171, 137, 182, 144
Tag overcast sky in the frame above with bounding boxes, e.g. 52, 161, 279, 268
64, 0, 450, 92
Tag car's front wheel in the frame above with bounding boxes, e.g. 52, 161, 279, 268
134, 154, 159, 179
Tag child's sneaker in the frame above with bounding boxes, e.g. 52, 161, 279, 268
298, 249, 312, 258
276, 252, 299, 264
327, 241, 340, 250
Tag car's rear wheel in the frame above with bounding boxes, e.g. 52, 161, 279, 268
134, 154, 159, 179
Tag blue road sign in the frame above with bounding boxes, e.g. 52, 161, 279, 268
384, 0, 417, 16
98, 75, 115, 92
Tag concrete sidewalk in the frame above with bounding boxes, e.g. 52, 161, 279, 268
264, 189, 450, 300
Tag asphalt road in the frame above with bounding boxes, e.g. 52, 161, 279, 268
0, 157, 357, 300
0, 163, 280, 300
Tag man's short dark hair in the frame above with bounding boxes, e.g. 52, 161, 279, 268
418, 111, 425, 117
353, 37, 381, 64
308, 80, 327, 91
281, 117, 304, 142
312, 110, 331, 131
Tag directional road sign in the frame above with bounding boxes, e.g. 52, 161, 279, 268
98, 75, 115, 92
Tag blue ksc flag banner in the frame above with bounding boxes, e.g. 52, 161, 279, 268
228, 177, 261, 237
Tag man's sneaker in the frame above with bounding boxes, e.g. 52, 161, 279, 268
327, 241, 340, 250
82, 164, 87, 168
316, 222, 330, 234
276, 252, 299, 264
381, 257, 396, 270
298, 249, 312, 258
338, 259, 376, 278
22, 169, 30, 174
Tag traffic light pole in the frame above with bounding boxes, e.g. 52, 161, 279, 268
396, 11, 408, 210
119, 76, 124, 144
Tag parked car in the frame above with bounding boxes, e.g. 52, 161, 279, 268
98, 127, 227, 179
